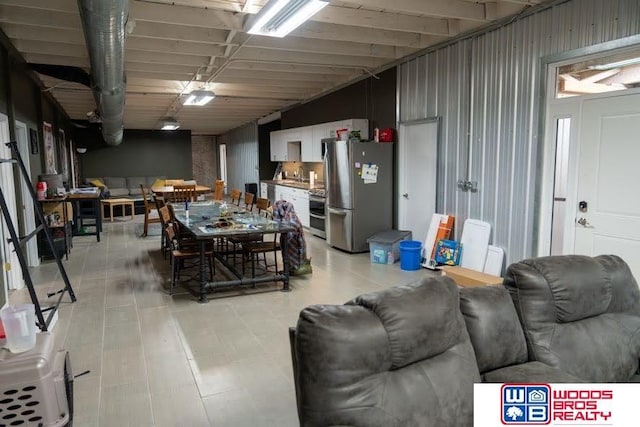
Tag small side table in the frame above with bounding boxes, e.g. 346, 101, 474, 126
101, 198, 135, 222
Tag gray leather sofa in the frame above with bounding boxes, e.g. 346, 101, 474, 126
503, 254, 640, 382
291, 277, 480, 427
290, 255, 640, 426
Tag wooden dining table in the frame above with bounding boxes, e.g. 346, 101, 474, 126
151, 185, 211, 198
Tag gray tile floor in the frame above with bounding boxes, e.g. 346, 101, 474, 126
12, 217, 434, 426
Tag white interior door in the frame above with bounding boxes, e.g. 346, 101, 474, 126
0, 114, 24, 291
574, 93, 640, 281
15, 122, 39, 267
398, 119, 438, 243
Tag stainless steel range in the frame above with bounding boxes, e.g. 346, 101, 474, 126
308, 188, 326, 239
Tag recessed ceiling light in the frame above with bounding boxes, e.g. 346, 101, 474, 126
161, 117, 180, 131
183, 90, 216, 106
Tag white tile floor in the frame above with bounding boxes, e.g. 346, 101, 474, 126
12, 217, 437, 426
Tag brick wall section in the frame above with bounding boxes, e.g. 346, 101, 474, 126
191, 135, 217, 186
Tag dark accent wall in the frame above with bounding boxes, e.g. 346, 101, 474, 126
258, 119, 281, 180
281, 67, 397, 134
0, 37, 75, 185
77, 129, 193, 179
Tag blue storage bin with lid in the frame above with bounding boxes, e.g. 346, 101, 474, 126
367, 230, 412, 264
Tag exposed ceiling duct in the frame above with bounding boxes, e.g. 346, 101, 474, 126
77, 0, 129, 146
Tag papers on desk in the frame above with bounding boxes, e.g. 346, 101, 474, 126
70, 187, 100, 194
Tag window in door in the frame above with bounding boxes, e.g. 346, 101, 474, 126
555, 48, 640, 98
219, 143, 227, 194
550, 117, 571, 255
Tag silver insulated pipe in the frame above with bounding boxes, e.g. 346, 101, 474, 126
77, 0, 128, 146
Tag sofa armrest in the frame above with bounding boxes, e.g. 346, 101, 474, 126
289, 327, 302, 423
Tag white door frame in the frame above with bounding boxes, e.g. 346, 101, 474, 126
15, 121, 39, 267
397, 117, 439, 242
538, 42, 640, 256
0, 113, 24, 292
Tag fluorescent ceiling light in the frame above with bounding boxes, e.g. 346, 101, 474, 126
588, 56, 640, 70
247, 0, 329, 38
184, 90, 216, 106
161, 118, 180, 131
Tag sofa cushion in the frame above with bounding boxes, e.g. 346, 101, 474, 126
483, 361, 583, 383
126, 177, 146, 196
459, 285, 528, 374
84, 177, 102, 186
505, 254, 640, 382
146, 176, 166, 187
103, 177, 127, 189
108, 188, 130, 197
293, 276, 480, 427
349, 276, 466, 368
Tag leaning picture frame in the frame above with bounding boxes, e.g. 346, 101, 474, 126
29, 128, 39, 155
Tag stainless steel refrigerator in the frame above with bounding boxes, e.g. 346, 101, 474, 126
324, 139, 393, 252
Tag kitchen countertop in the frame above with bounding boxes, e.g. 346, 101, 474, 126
262, 179, 324, 191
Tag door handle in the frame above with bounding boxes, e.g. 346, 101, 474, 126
402, 193, 409, 199
577, 217, 593, 228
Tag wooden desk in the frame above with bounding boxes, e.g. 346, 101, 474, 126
151, 185, 211, 199
67, 191, 102, 242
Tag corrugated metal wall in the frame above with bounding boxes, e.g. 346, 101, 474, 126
217, 122, 259, 192
398, 0, 640, 266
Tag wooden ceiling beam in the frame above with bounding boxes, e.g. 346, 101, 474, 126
246, 35, 415, 59
126, 36, 226, 57
1, 23, 85, 45
12, 39, 87, 58
0, 5, 80, 30
336, 0, 487, 21
225, 61, 361, 76
131, 21, 229, 44
130, 1, 243, 31
230, 47, 388, 69
312, 6, 452, 36
0, 0, 77, 13
292, 21, 443, 49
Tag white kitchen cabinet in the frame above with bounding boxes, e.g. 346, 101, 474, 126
260, 182, 268, 199
274, 185, 309, 228
274, 119, 369, 163
270, 130, 287, 161
291, 188, 310, 228
271, 128, 307, 162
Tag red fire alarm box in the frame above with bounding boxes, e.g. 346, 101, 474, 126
379, 128, 394, 142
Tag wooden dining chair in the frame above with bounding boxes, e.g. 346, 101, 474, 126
165, 223, 214, 295
214, 180, 225, 200
244, 192, 255, 211
230, 188, 242, 206
140, 184, 162, 237
243, 231, 281, 278
158, 205, 173, 258
169, 184, 197, 203
255, 197, 271, 217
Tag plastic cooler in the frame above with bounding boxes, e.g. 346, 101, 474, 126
367, 230, 412, 264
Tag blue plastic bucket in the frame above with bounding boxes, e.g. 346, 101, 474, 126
399, 240, 422, 271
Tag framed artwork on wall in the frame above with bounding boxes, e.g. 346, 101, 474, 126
43, 122, 56, 174
58, 129, 68, 180
29, 128, 38, 155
